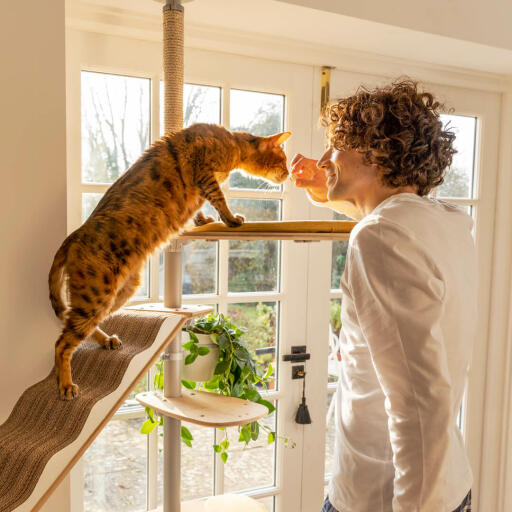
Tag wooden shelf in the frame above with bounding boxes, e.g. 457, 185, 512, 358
126, 303, 214, 318
136, 389, 268, 427
179, 220, 356, 241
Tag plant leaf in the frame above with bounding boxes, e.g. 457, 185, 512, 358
240, 425, 251, 444
197, 346, 211, 356
257, 399, 276, 414
244, 389, 261, 402
185, 352, 198, 365
221, 451, 228, 464
181, 425, 194, 441
181, 379, 196, 389
250, 421, 260, 441
214, 358, 230, 375
145, 407, 155, 422
141, 418, 158, 434
213, 444, 222, 453
203, 376, 220, 390
182, 341, 195, 351
188, 331, 199, 344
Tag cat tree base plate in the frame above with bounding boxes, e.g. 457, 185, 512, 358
136, 389, 268, 427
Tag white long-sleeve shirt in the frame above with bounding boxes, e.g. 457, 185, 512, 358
328, 192, 476, 512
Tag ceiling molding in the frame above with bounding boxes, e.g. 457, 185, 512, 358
66, 1, 511, 93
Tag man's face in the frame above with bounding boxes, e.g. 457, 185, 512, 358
317, 146, 376, 202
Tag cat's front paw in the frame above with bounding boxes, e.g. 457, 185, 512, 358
225, 214, 245, 228
104, 335, 122, 350
59, 382, 79, 400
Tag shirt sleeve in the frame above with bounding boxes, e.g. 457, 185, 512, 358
347, 219, 452, 512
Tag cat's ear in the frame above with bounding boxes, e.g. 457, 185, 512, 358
258, 131, 292, 151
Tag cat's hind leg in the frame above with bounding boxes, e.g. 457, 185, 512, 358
88, 268, 141, 351
109, 266, 143, 315
55, 310, 103, 400
55, 288, 117, 399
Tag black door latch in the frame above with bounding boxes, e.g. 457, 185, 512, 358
282, 345, 310, 363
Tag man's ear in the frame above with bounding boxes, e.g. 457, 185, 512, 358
258, 131, 292, 151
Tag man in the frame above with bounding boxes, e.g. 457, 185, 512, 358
292, 80, 475, 512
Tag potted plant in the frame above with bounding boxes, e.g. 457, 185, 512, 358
181, 325, 219, 382
141, 312, 295, 462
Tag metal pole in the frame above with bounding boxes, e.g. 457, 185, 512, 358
163, 241, 184, 512
162, 1, 184, 511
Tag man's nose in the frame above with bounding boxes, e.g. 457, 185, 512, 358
316, 149, 332, 169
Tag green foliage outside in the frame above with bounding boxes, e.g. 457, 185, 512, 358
227, 303, 276, 371
331, 241, 348, 290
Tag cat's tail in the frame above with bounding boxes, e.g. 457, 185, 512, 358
48, 234, 76, 321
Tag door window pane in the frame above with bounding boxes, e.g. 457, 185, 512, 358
228, 199, 281, 293
229, 90, 285, 191
84, 418, 147, 512
158, 422, 214, 504
82, 72, 150, 184
227, 302, 278, 383
160, 83, 222, 135
437, 115, 477, 198
82, 193, 103, 222
223, 410, 277, 493
331, 213, 349, 289
328, 299, 342, 384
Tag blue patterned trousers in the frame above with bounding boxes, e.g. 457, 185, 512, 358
321, 490, 471, 512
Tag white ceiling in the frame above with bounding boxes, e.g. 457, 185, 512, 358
68, 0, 512, 76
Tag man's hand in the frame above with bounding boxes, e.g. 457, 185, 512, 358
291, 153, 329, 203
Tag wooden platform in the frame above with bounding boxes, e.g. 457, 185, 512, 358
179, 220, 356, 241
136, 389, 268, 428
126, 303, 214, 318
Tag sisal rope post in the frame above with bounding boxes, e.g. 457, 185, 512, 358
163, 3, 184, 134
162, 2, 185, 512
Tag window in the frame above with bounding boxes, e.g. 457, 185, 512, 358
81, 72, 286, 511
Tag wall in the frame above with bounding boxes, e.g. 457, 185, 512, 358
0, 3, 67, 422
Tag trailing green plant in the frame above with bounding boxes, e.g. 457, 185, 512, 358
140, 312, 295, 463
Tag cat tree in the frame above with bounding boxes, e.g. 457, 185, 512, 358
133, 1, 355, 511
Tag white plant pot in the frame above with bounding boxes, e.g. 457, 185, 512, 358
182, 332, 219, 382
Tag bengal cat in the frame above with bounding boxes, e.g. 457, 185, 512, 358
49, 123, 291, 399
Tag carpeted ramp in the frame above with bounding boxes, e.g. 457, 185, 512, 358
0, 310, 181, 512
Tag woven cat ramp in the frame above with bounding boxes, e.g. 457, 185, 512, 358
0, 307, 210, 512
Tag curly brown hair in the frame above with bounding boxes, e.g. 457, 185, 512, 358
323, 79, 456, 196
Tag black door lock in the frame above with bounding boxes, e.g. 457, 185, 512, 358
282, 345, 310, 363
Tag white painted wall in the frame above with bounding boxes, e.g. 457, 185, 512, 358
0, 2, 66, 425
0, 3, 68, 510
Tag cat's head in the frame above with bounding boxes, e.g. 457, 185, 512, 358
239, 132, 292, 184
